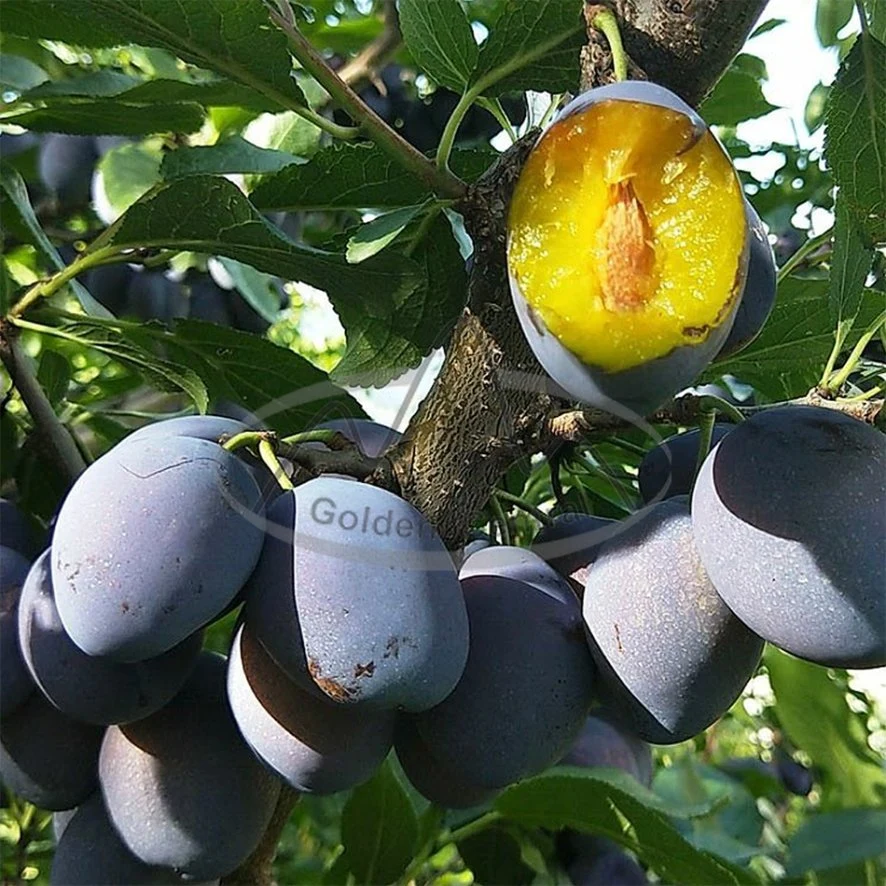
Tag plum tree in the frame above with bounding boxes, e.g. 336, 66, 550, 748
242, 477, 468, 710
52, 435, 265, 660
692, 405, 886, 668
637, 425, 732, 503
531, 514, 618, 590
99, 653, 281, 879
583, 498, 763, 743
408, 572, 596, 789
508, 82, 749, 415
0, 689, 103, 810
19, 549, 203, 724
716, 204, 777, 358
227, 624, 395, 794
1, 545, 34, 716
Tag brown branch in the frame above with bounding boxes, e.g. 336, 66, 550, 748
545, 393, 886, 444
337, 0, 401, 89
0, 320, 87, 484
279, 441, 389, 484
220, 787, 299, 886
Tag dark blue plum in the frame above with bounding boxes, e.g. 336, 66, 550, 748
52, 436, 265, 661
51, 792, 175, 885
125, 271, 188, 324
227, 624, 394, 794
637, 425, 732, 503
0, 690, 103, 810
124, 414, 250, 446
38, 135, 98, 206
243, 478, 468, 711
1, 498, 37, 556
531, 514, 618, 589
692, 406, 886, 668
188, 277, 235, 326
1, 545, 34, 717
716, 205, 776, 359
561, 710, 653, 787
19, 549, 203, 724
411, 573, 596, 789
99, 653, 280, 879
458, 545, 576, 604
82, 263, 135, 316
565, 837, 648, 885
583, 498, 763, 744
230, 292, 272, 334
775, 752, 813, 796
394, 718, 497, 809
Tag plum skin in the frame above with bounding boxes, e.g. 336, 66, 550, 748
691, 405, 886, 669
508, 81, 749, 417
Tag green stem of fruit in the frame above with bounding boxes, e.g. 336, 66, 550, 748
592, 8, 629, 83
437, 89, 478, 174
693, 409, 717, 481
493, 489, 553, 526
776, 228, 833, 283
825, 308, 886, 393
8, 246, 124, 318
445, 810, 502, 845
538, 93, 564, 129
489, 491, 512, 545
0, 326, 87, 483
477, 96, 518, 142
280, 429, 342, 446
222, 430, 270, 452
259, 439, 294, 491
270, 4, 466, 200
692, 394, 746, 425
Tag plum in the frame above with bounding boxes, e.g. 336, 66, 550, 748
561, 709, 653, 787
1, 546, 34, 716
691, 405, 885, 668
716, 203, 777, 358
508, 82, 749, 416
82, 263, 135, 316
583, 497, 763, 744
531, 513, 618, 589
459, 544, 577, 604
38, 134, 99, 206
125, 270, 188, 324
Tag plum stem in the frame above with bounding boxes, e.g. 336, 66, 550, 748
493, 489, 554, 526
489, 491, 512, 545
590, 7, 629, 83
824, 308, 886, 394
693, 409, 717, 481
259, 439, 294, 491
0, 324, 87, 484
776, 228, 832, 283
445, 810, 502, 844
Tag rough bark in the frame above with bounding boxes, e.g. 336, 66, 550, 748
380, 0, 771, 549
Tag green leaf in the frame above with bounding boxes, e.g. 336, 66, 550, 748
340, 759, 419, 885
0, 53, 48, 91
0, 166, 110, 317
470, 0, 583, 96
161, 136, 300, 180
829, 197, 876, 352
750, 18, 786, 37
2, 98, 205, 136
495, 769, 758, 885
346, 206, 426, 264
457, 827, 535, 886
825, 34, 886, 243
766, 648, 886, 808
1, 0, 307, 111
399, 0, 478, 92
242, 110, 324, 159
37, 316, 209, 411
215, 257, 281, 324
36, 350, 71, 407
250, 143, 492, 211
701, 69, 779, 127
816, 0, 856, 47
98, 143, 163, 217
331, 213, 467, 386
805, 82, 830, 133
864, 0, 886, 42
711, 277, 884, 399
785, 808, 886, 875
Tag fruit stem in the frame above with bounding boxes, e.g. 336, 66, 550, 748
489, 490, 512, 545
0, 323, 87, 483
691, 394, 746, 425
591, 7, 629, 83
222, 430, 271, 452
437, 88, 479, 173
693, 409, 717, 481
824, 308, 886, 393
280, 429, 345, 447
493, 488, 553, 526
259, 438, 295, 491
477, 96, 518, 143
445, 810, 502, 845
776, 228, 833, 283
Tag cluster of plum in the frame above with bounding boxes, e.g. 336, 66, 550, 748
0, 398, 881, 882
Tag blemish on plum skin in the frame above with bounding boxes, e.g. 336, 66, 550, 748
354, 661, 375, 679
614, 623, 625, 653
308, 657, 358, 702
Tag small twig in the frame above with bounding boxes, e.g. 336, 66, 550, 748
493, 488, 553, 526
278, 441, 385, 481
220, 787, 299, 886
337, 0, 401, 88
488, 491, 511, 545
0, 321, 87, 484
269, 3, 466, 200
587, 4, 629, 82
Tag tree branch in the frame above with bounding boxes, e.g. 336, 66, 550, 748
0, 320, 87, 484
337, 0, 401, 89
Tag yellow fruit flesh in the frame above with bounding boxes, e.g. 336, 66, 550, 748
508, 99, 746, 372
